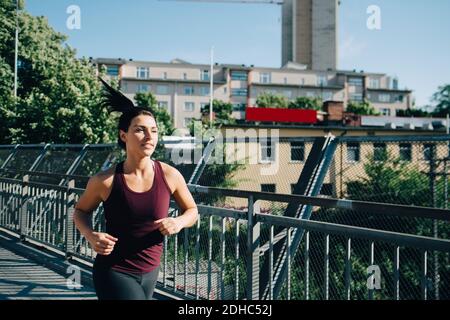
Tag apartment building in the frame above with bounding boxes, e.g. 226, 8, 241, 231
94, 58, 413, 134
212, 124, 447, 209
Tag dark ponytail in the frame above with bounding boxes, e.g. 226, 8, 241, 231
99, 77, 156, 150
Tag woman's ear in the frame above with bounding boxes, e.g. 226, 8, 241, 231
119, 130, 127, 144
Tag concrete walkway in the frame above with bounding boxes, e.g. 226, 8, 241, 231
0, 235, 96, 300
0, 231, 181, 300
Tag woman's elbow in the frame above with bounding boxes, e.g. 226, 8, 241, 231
193, 208, 199, 223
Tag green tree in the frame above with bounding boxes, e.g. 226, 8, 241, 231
134, 91, 175, 136
345, 151, 431, 208
185, 100, 244, 203
199, 99, 236, 128
288, 96, 323, 111
0, 0, 116, 144
256, 92, 288, 109
346, 100, 379, 115
396, 108, 431, 117
431, 84, 450, 117
312, 150, 450, 299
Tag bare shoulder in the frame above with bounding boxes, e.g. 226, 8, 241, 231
92, 164, 115, 183
159, 161, 186, 192
159, 161, 181, 178
89, 164, 116, 201
75, 164, 117, 212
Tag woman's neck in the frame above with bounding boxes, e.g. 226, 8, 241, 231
123, 156, 153, 177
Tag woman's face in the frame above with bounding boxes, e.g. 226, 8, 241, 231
120, 114, 158, 157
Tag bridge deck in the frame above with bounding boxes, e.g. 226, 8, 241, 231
0, 238, 96, 300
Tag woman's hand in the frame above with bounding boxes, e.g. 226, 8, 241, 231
87, 232, 118, 255
155, 218, 183, 236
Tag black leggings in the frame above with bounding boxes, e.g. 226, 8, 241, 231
93, 264, 159, 300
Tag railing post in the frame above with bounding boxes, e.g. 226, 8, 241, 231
246, 195, 260, 300
65, 179, 75, 259
19, 175, 29, 241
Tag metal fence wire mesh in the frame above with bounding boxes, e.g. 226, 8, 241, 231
0, 135, 449, 300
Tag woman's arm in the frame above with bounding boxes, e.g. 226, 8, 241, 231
156, 167, 199, 236
73, 175, 118, 255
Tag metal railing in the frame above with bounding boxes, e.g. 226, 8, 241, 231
0, 170, 449, 300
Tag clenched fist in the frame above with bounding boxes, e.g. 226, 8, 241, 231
87, 232, 118, 255
155, 218, 183, 236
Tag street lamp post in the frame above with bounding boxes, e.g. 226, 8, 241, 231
13, 0, 19, 98
209, 46, 214, 129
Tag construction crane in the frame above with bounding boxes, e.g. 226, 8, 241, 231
159, 0, 283, 5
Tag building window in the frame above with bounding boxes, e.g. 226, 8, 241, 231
183, 117, 194, 128
224, 87, 227, 94
392, 78, 399, 90
184, 86, 194, 95
137, 84, 150, 93
200, 102, 208, 111
369, 79, 380, 89
424, 144, 436, 161
232, 103, 246, 111
350, 93, 363, 102
201, 70, 210, 81
322, 91, 333, 101
320, 183, 333, 196
317, 75, 328, 86
291, 184, 297, 194
183, 73, 187, 80
347, 143, 360, 162
290, 142, 305, 161
158, 101, 168, 109
231, 88, 248, 96
348, 77, 363, 86
261, 184, 276, 193
106, 65, 119, 77
162, 72, 167, 80
306, 91, 315, 98
284, 77, 288, 84
156, 85, 169, 95
399, 143, 412, 161
381, 108, 391, 116
136, 67, 149, 79
184, 102, 195, 112
283, 90, 292, 99
260, 138, 275, 162
231, 71, 248, 81
260, 73, 271, 84
373, 143, 387, 161
379, 94, 391, 103
200, 86, 210, 96
395, 95, 404, 103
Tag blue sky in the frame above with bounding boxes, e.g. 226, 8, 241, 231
25, 0, 450, 108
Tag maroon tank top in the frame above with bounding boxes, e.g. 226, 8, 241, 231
95, 160, 171, 274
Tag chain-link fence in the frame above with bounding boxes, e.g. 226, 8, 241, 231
185, 136, 449, 234
180, 135, 450, 300
0, 136, 449, 300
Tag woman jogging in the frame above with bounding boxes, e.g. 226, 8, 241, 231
73, 78, 198, 300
